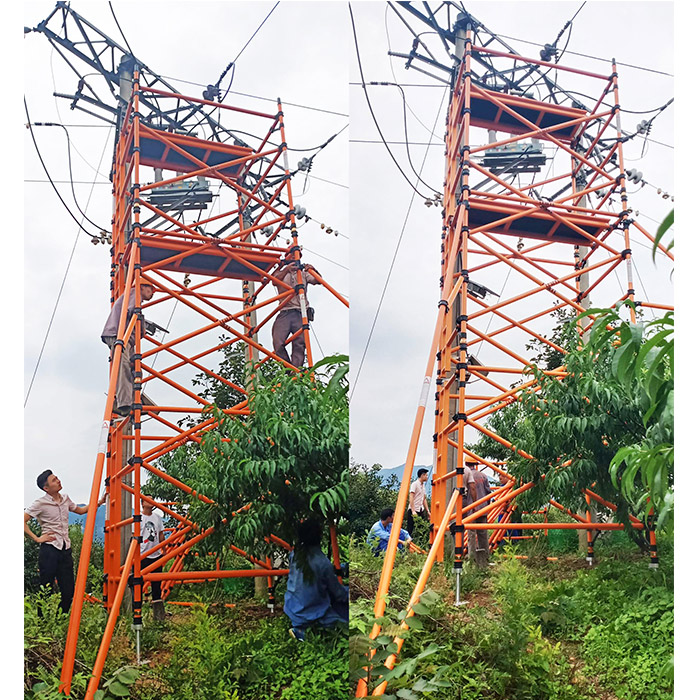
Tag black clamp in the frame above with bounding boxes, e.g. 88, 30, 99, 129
462, 106, 471, 115
302, 323, 310, 330
455, 466, 465, 475
452, 412, 467, 423
294, 284, 305, 292
456, 314, 468, 324
435, 377, 444, 386
133, 514, 142, 523
288, 245, 301, 255
432, 433, 438, 443
621, 248, 632, 259
438, 299, 448, 311
456, 362, 469, 371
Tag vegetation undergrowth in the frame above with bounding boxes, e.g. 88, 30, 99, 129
25, 590, 347, 699
349, 536, 673, 700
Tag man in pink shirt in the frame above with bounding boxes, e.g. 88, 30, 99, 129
24, 470, 105, 613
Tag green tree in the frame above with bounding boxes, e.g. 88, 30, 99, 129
348, 461, 400, 539
190, 338, 278, 409
148, 356, 349, 558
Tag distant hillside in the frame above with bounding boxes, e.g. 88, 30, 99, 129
68, 506, 106, 542
377, 464, 433, 495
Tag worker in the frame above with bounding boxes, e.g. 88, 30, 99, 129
137, 498, 167, 621
271, 254, 321, 368
284, 519, 348, 641
366, 508, 411, 556
24, 470, 105, 613
101, 282, 157, 416
465, 461, 491, 568
407, 468, 430, 536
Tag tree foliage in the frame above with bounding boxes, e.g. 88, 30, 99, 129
348, 461, 400, 539
147, 355, 349, 556
468, 302, 673, 532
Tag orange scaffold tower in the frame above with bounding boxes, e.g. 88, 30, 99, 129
57, 72, 347, 697
358, 10, 673, 696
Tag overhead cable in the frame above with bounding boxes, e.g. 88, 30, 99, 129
220, 2, 280, 103
350, 84, 449, 400
349, 3, 433, 200
24, 98, 104, 239
25, 126, 113, 407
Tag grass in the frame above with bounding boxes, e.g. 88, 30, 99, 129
24, 591, 347, 700
349, 533, 673, 700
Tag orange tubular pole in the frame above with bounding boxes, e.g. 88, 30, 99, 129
356, 312, 443, 698
84, 539, 139, 700
146, 568, 289, 581
60, 249, 138, 694
371, 489, 460, 697
370, 314, 442, 624
330, 523, 343, 584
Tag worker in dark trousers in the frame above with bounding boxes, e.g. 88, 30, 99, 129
465, 461, 492, 568
271, 255, 321, 368
24, 470, 105, 613
101, 281, 157, 416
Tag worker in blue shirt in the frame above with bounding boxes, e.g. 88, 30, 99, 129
366, 508, 412, 555
284, 519, 348, 642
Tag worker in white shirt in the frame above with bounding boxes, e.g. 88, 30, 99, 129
407, 468, 430, 537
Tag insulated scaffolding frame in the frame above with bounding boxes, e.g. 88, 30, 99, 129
60, 73, 347, 698
359, 13, 672, 696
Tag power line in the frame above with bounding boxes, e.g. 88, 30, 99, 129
350, 84, 449, 400
108, 1, 135, 56
368, 81, 441, 194
494, 31, 673, 77
351, 139, 443, 146
220, 2, 280, 103
25, 180, 111, 185
25, 127, 113, 407
350, 3, 433, 201
24, 98, 104, 239
159, 76, 349, 117
32, 121, 108, 232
